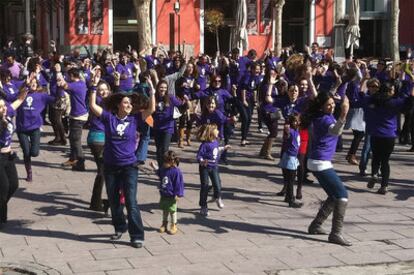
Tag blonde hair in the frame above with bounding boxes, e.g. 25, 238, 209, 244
197, 124, 218, 142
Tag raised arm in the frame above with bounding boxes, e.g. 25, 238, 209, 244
88, 73, 103, 117
141, 75, 156, 121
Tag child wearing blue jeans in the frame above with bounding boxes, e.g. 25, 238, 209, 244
197, 124, 230, 216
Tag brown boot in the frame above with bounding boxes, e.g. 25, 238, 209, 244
159, 221, 168, 233
168, 223, 178, 235
263, 137, 275, 160
178, 128, 185, 148
185, 129, 192, 146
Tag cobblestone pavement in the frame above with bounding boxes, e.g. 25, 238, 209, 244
0, 124, 413, 274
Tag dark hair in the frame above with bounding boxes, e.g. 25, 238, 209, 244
0, 69, 12, 82
156, 80, 170, 107
306, 91, 335, 118
67, 67, 81, 78
163, 150, 180, 167
247, 49, 257, 59
231, 48, 240, 55
372, 81, 395, 107
103, 92, 148, 114
202, 96, 217, 116
27, 57, 41, 73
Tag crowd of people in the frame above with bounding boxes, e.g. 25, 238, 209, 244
1, 38, 413, 248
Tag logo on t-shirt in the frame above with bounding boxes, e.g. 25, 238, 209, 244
25, 96, 34, 110
116, 122, 130, 137
161, 176, 169, 189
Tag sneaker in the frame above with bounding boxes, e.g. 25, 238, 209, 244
367, 176, 378, 189
110, 231, 123, 240
258, 128, 264, 133
216, 198, 224, 209
200, 207, 209, 217
130, 239, 144, 248
377, 186, 388, 195
289, 201, 303, 208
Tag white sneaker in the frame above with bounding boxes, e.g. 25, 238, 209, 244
216, 198, 224, 209
200, 207, 209, 217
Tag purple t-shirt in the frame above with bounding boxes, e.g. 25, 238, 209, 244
259, 84, 278, 113
309, 113, 338, 161
144, 55, 160, 70
199, 110, 227, 139
2, 82, 19, 103
239, 74, 263, 101
283, 128, 300, 157
16, 91, 55, 132
153, 96, 182, 134
116, 62, 134, 91
101, 110, 140, 166
197, 63, 212, 91
158, 166, 184, 197
197, 139, 221, 168
0, 103, 15, 149
66, 80, 88, 117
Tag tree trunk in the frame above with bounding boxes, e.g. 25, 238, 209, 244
390, 0, 400, 61
273, 0, 285, 56
133, 0, 152, 54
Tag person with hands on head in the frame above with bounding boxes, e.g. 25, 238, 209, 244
88, 71, 155, 248
306, 92, 352, 246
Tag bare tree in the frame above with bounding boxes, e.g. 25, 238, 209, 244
272, 0, 285, 56
133, 0, 152, 53
390, 0, 400, 61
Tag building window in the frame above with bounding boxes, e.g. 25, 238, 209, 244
260, 0, 272, 34
247, 0, 257, 34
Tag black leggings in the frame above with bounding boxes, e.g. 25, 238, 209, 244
348, 130, 365, 155
282, 168, 297, 202
89, 143, 105, 209
371, 137, 395, 186
0, 153, 18, 223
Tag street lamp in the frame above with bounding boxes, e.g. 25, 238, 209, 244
174, 0, 181, 52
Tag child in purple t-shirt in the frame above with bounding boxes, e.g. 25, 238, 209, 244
158, 151, 184, 235
196, 124, 230, 217
279, 114, 302, 208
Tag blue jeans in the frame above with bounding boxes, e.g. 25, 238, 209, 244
104, 164, 145, 241
154, 130, 172, 168
359, 134, 371, 173
17, 129, 41, 158
199, 165, 221, 207
312, 168, 348, 199
135, 123, 150, 162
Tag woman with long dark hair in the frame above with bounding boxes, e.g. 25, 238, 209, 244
355, 80, 414, 194
306, 92, 352, 246
89, 75, 155, 248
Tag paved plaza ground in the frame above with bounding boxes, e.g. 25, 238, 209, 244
0, 124, 413, 274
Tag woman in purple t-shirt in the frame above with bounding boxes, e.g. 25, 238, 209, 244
89, 75, 155, 248
16, 74, 57, 182
0, 89, 27, 229
306, 92, 352, 246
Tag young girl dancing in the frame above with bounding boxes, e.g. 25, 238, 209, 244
279, 114, 303, 208
158, 151, 184, 235
197, 124, 230, 216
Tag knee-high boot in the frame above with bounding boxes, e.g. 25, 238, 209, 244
90, 174, 104, 211
24, 156, 32, 182
328, 199, 352, 246
308, 197, 335, 234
